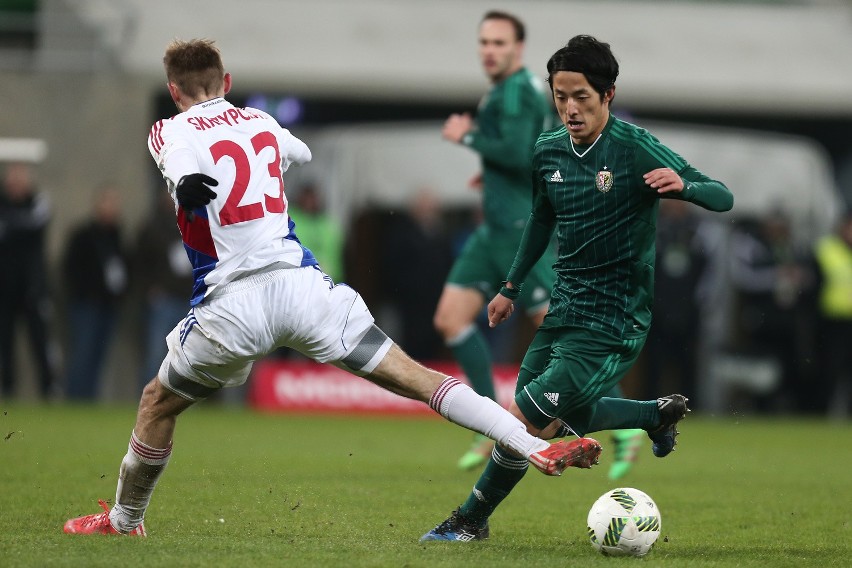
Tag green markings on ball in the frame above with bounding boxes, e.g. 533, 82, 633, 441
603, 517, 627, 547
610, 489, 637, 513
634, 515, 661, 532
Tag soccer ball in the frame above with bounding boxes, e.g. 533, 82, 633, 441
587, 487, 661, 557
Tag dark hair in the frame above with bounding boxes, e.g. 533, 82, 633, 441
546, 35, 619, 101
163, 38, 225, 99
481, 10, 525, 42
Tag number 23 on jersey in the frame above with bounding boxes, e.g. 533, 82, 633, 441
210, 130, 285, 227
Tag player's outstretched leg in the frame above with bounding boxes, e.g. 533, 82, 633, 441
528, 437, 602, 476
420, 508, 490, 542
608, 428, 644, 480
64, 500, 147, 537
646, 394, 689, 457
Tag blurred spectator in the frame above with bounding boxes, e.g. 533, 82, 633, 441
62, 185, 129, 400
728, 210, 815, 412
812, 211, 852, 418
0, 162, 58, 399
644, 199, 714, 402
383, 188, 454, 360
133, 191, 193, 392
287, 182, 344, 282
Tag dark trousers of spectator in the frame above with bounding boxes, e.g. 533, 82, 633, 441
139, 295, 188, 393
0, 290, 56, 398
65, 301, 117, 401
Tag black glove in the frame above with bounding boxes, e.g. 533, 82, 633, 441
176, 173, 218, 211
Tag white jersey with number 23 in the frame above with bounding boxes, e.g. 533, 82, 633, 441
148, 97, 314, 306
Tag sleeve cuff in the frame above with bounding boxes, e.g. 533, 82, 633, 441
499, 281, 522, 300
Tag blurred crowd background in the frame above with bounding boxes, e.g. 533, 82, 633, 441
2, 0, 852, 418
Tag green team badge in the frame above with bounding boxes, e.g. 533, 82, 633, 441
596, 168, 613, 193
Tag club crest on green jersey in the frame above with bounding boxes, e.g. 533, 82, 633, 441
596, 169, 613, 193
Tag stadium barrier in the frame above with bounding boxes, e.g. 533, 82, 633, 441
247, 359, 520, 414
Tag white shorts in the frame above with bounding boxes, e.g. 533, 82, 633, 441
158, 265, 393, 400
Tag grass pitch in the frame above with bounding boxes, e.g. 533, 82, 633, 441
1, 403, 850, 567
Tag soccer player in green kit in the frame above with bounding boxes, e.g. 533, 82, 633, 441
421, 35, 733, 542
436, 11, 644, 477
434, 10, 559, 471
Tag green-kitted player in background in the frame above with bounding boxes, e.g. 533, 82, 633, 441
435, 11, 643, 477
422, 34, 733, 542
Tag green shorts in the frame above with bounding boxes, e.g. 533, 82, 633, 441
514, 323, 646, 431
446, 224, 555, 313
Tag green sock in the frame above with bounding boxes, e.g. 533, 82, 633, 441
449, 326, 495, 401
572, 397, 660, 434
603, 385, 637, 439
459, 445, 528, 526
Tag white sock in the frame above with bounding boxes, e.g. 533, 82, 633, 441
429, 378, 548, 457
109, 431, 172, 533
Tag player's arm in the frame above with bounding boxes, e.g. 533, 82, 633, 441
487, 211, 552, 328
148, 121, 200, 191
635, 142, 733, 212
489, 173, 554, 327
160, 148, 218, 215
504, 166, 556, 291
278, 127, 312, 170
148, 121, 217, 214
463, 111, 538, 172
672, 166, 733, 212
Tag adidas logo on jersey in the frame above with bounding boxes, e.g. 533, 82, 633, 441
544, 392, 559, 406
550, 170, 563, 182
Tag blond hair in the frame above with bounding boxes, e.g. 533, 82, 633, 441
163, 39, 225, 99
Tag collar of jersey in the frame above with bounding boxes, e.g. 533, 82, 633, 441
569, 132, 602, 158
192, 97, 227, 109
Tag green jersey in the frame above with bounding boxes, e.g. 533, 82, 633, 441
507, 114, 733, 339
463, 67, 553, 231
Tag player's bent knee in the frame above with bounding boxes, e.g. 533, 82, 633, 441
432, 306, 461, 339
338, 324, 393, 376
433, 288, 483, 339
139, 376, 195, 420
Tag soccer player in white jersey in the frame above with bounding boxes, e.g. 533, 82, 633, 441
63, 38, 603, 537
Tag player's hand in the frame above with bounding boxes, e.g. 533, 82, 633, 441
468, 173, 483, 191
488, 294, 515, 328
643, 168, 684, 194
176, 173, 219, 210
442, 113, 473, 144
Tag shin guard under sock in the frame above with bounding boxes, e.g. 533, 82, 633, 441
110, 431, 172, 533
459, 445, 529, 526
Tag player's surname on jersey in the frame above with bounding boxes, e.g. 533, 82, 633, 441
187, 107, 266, 131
